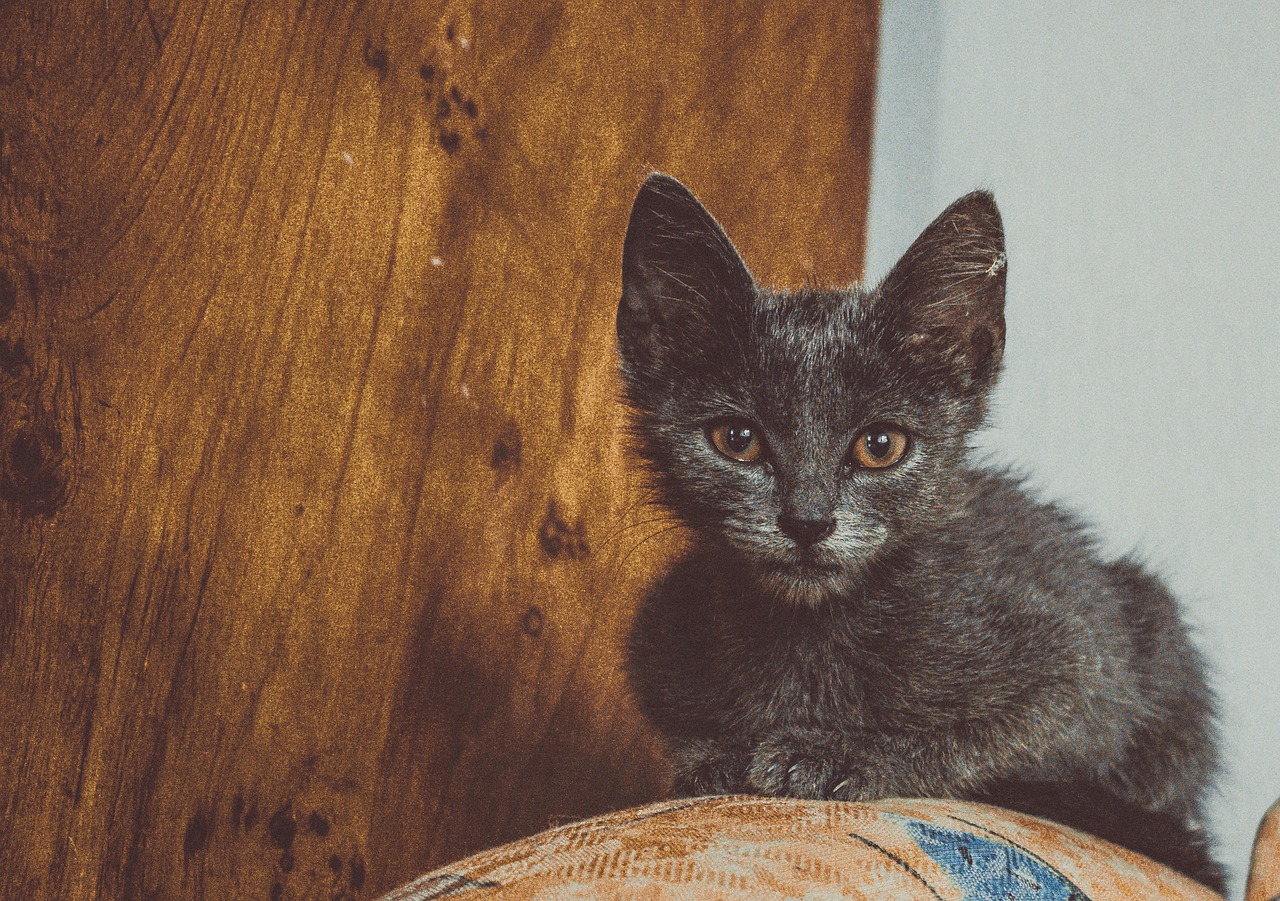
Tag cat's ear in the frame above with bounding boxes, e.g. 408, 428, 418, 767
617, 173, 754, 375
873, 190, 1007, 396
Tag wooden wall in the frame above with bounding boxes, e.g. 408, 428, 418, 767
0, 1, 878, 898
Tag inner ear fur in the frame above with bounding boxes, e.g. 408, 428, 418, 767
873, 190, 1007, 394
617, 173, 754, 375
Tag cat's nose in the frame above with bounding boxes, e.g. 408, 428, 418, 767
777, 514, 835, 547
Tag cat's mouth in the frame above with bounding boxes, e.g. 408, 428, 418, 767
756, 552, 850, 605
785, 556, 841, 576
779, 545, 842, 571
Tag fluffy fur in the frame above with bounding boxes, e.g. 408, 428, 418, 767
616, 174, 1224, 890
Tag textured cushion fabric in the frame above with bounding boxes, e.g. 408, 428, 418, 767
378, 796, 1221, 900
1246, 797, 1280, 901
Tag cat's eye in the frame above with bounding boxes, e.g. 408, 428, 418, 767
708, 420, 766, 463
849, 425, 909, 470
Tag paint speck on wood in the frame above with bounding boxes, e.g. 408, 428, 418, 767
267, 806, 297, 850
539, 501, 589, 560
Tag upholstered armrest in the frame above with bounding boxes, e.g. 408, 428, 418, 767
379, 796, 1223, 900
1247, 797, 1280, 901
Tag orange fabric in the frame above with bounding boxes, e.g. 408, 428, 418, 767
379, 796, 1222, 900
1246, 798, 1280, 901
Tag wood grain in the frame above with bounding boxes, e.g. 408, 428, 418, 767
0, 2, 878, 898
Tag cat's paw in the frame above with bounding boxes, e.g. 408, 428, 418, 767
747, 732, 871, 800
748, 746, 834, 799
746, 731, 901, 801
671, 739, 748, 796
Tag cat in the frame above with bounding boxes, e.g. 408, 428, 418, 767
616, 173, 1225, 891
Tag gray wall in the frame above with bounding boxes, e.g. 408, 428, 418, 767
867, 2, 1280, 895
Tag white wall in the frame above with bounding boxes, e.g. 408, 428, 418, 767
867, 3, 1280, 895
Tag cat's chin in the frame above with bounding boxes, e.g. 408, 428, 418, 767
757, 564, 853, 608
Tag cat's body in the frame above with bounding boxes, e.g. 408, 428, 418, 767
616, 174, 1223, 889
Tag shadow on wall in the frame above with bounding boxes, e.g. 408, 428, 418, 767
865, 0, 943, 282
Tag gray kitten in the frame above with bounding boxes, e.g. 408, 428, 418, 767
617, 174, 1223, 890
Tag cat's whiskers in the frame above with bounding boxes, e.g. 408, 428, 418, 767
610, 522, 687, 576
599, 507, 681, 546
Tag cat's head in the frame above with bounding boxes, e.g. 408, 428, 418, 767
617, 174, 1006, 605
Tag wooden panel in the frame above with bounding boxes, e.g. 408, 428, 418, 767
0, 2, 878, 898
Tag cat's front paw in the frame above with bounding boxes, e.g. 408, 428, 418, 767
671, 739, 749, 796
747, 732, 873, 801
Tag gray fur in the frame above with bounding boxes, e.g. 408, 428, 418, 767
616, 174, 1223, 890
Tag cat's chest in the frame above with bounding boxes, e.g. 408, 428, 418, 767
723, 619, 874, 729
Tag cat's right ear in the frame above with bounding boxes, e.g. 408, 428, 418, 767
871, 191, 1007, 399
617, 174, 754, 376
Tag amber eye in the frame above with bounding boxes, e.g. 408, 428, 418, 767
708, 420, 766, 463
849, 425, 909, 469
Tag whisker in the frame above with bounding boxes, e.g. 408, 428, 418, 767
612, 523, 685, 574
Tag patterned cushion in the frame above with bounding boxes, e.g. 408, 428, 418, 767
378, 796, 1222, 900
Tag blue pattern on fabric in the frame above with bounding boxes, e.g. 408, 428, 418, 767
902, 819, 1090, 900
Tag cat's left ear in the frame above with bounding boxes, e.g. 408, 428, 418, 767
872, 191, 1007, 397
617, 173, 754, 377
